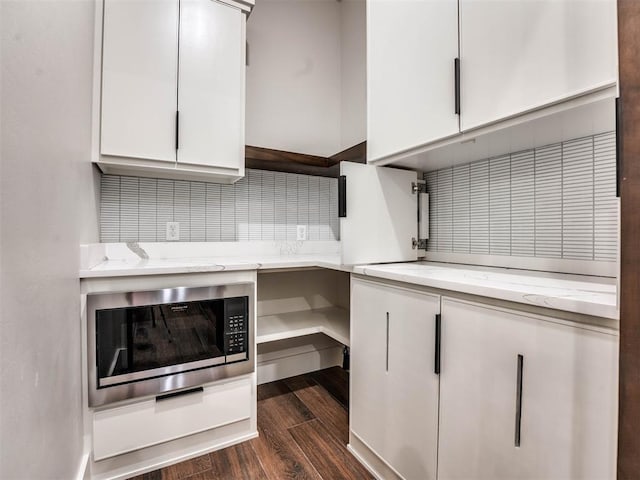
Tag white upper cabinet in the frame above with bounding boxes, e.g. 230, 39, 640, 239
99, 0, 249, 182
178, 0, 244, 170
367, 0, 460, 162
366, 0, 618, 164
459, 0, 618, 131
101, 0, 179, 162
339, 162, 418, 265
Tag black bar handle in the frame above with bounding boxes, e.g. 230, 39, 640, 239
385, 312, 390, 372
338, 175, 347, 218
175, 110, 180, 151
434, 313, 441, 375
454, 58, 461, 116
515, 354, 524, 447
156, 386, 203, 402
616, 97, 622, 198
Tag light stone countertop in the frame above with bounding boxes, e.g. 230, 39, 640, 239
353, 262, 618, 320
80, 253, 348, 277
80, 242, 617, 320
79, 241, 348, 277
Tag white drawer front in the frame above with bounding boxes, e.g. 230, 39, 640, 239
93, 378, 251, 460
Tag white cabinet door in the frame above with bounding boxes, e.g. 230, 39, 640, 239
438, 297, 530, 480
178, 0, 244, 171
101, 0, 179, 162
351, 279, 389, 459
438, 297, 618, 480
459, 0, 618, 131
340, 162, 418, 265
367, 0, 459, 162
351, 278, 440, 480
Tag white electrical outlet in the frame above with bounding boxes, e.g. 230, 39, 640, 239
296, 224, 307, 241
166, 222, 180, 241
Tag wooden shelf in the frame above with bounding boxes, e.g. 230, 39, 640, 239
257, 306, 349, 346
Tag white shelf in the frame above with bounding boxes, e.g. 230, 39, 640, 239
257, 306, 350, 347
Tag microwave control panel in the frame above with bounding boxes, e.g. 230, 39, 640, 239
224, 296, 248, 357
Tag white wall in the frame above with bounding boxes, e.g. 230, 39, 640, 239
246, 0, 366, 157
340, 0, 366, 151
0, 0, 98, 478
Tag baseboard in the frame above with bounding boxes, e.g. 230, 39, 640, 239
257, 344, 342, 384
347, 433, 403, 480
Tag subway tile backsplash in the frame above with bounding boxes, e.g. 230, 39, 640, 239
100, 169, 340, 242
426, 132, 617, 262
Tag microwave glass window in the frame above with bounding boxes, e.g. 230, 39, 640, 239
96, 300, 227, 385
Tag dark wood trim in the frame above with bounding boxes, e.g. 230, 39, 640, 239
245, 146, 332, 168
617, 1, 640, 478
328, 141, 367, 166
245, 142, 366, 177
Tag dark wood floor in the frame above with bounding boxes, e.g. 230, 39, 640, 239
130, 367, 373, 480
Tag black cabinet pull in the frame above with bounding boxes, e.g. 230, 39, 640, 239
385, 312, 390, 372
434, 313, 441, 374
338, 175, 347, 218
175, 110, 180, 151
454, 58, 461, 116
616, 97, 622, 198
156, 386, 202, 402
515, 354, 524, 447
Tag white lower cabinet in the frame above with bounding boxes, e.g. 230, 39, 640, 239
93, 377, 252, 461
438, 297, 618, 480
351, 278, 440, 480
350, 279, 618, 480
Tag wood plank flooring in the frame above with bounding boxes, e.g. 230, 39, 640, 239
129, 367, 372, 480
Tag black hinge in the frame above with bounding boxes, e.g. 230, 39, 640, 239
434, 313, 441, 375
412, 181, 427, 194
175, 110, 180, 151
412, 238, 427, 250
616, 97, 622, 198
454, 58, 461, 116
338, 175, 347, 218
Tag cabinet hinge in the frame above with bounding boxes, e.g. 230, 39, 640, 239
412, 181, 427, 195
412, 237, 427, 250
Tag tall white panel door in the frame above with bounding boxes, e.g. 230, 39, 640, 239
385, 284, 440, 480
459, 0, 618, 131
350, 279, 390, 461
351, 278, 440, 480
178, 0, 244, 171
438, 297, 530, 480
517, 311, 618, 480
367, 0, 459, 162
340, 162, 418, 265
101, 0, 179, 162
438, 297, 618, 480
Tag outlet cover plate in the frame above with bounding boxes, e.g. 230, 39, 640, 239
296, 225, 307, 241
166, 222, 180, 241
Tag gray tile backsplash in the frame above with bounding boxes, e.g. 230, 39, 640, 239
426, 132, 618, 262
100, 169, 340, 242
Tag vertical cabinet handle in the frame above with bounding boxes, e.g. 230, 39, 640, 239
434, 313, 441, 374
175, 110, 180, 151
616, 97, 622, 198
454, 58, 461, 115
338, 175, 347, 218
515, 354, 524, 447
385, 312, 390, 372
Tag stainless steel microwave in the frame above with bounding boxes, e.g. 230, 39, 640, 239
87, 284, 254, 407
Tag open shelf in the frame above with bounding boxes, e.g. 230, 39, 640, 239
257, 306, 350, 347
